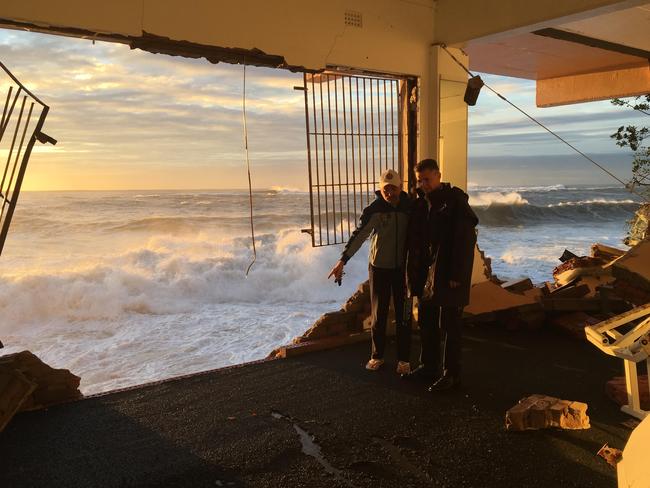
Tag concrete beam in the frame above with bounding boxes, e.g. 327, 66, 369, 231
434, 0, 648, 46
536, 65, 650, 107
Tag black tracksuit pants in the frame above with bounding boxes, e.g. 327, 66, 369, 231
417, 301, 463, 377
369, 265, 410, 361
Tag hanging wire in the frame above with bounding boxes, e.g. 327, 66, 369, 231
439, 44, 650, 204
242, 63, 257, 275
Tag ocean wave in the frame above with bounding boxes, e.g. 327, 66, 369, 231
0, 230, 367, 330
470, 184, 567, 193
547, 199, 637, 207
469, 191, 529, 207
268, 186, 309, 194
476, 200, 640, 226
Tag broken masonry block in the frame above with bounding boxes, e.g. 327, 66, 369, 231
342, 280, 370, 313
0, 366, 37, 432
300, 310, 358, 340
563, 401, 590, 430
553, 256, 609, 287
0, 351, 81, 412
590, 243, 625, 263
559, 249, 579, 263
505, 395, 590, 431
501, 278, 534, 294
549, 283, 590, 299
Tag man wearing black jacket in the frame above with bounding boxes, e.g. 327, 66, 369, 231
328, 169, 412, 374
406, 159, 478, 391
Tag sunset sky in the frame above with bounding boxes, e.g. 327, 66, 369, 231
0, 28, 646, 191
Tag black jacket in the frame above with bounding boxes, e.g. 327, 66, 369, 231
406, 184, 478, 307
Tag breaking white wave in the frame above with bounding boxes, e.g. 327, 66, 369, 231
471, 184, 566, 193
469, 191, 529, 207
0, 226, 368, 394
547, 199, 637, 207
269, 186, 308, 194
0, 229, 366, 330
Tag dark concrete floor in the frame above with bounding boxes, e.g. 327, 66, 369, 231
0, 325, 631, 488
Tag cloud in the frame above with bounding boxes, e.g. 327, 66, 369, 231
0, 29, 307, 189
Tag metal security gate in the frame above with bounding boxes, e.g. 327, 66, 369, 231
0, 60, 56, 257
302, 71, 412, 247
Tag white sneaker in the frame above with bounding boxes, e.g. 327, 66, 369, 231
365, 358, 384, 371
396, 361, 411, 375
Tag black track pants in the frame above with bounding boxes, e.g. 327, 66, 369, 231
369, 265, 411, 361
417, 301, 463, 377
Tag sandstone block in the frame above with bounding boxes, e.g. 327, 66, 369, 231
505, 395, 590, 431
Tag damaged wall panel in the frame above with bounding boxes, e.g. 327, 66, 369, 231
0, 0, 443, 161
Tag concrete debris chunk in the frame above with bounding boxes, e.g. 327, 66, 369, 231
501, 278, 533, 294
553, 256, 610, 287
505, 395, 590, 431
610, 240, 650, 306
0, 367, 36, 432
590, 243, 625, 262
597, 443, 622, 468
341, 280, 370, 313
549, 283, 590, 299
299, 310, 361, 341
466, 280, 539, 316
0, 351, 82, 412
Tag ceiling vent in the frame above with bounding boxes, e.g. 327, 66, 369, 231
344, 10, 363, 28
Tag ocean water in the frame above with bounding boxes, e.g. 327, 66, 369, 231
0, 186, 640, 394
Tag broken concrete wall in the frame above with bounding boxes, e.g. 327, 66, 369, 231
609, 240, 650, 305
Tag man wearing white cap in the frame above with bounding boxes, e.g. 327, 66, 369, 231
328, 168, 412, 373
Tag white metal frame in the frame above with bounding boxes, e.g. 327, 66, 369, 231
585, 303, 650, 420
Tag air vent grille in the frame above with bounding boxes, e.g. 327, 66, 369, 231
344, 10, 362, 28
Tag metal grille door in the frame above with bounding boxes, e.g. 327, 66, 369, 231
0, 61, 56, 257
303, 72, 404, 247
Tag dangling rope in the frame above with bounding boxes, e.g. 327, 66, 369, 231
242, 63, 257, 275
439, 44, 650, 204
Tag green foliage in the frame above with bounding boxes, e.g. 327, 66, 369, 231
610, 95, 650, 199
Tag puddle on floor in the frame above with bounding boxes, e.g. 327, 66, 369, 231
271, 410, 356, 487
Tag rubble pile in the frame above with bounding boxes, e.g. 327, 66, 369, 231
0, 351, 82, 432
505, 394, 590, 431
464, 239, 650, 334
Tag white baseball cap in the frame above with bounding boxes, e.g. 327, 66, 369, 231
379, 169, 401, 189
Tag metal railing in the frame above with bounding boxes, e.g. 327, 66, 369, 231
303, 72, 404, 247
0, 60, 56, 257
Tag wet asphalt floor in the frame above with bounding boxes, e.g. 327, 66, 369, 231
0, 325, 632, 487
